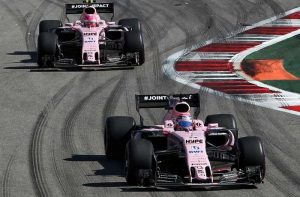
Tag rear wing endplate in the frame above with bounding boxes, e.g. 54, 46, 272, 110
65, 3, 114, 14
135, 94, 200, 110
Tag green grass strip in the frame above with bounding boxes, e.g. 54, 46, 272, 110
243, 35, 300, 94
245, 35, 300, 77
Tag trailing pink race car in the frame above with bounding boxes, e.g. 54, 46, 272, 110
37, 1, 144, 68
105, 94, 266, 187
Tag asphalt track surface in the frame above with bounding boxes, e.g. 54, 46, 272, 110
0, 0, 300, 197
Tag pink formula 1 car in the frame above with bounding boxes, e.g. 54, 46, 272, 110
37, 1, 144, 68
104, 94, 266, 188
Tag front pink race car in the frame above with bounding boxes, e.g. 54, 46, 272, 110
104, 94, 266, 188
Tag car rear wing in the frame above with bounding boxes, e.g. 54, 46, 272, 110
65, 3, 114, 14
135, 94, 200, 125
135, 94, 200, 110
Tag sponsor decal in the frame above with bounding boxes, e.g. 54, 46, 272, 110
192, 163, 207, 166
182, 95, 193, 100
188, 150, 202, 153
84, 32, 97, 36
185, 139, 203, 144
197, 170, 204, 174
71, 3, 110, 9
84, 36, 96, 43
144, 95, 168, 101
191, 146, 200, 150
208, 132, 228, 136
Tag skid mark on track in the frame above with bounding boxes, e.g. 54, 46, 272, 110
1, 152, 17, 197
234, 105, 300, 197
54, 75, 120, 197
29, 76, 77, 197
26, 0, 52, 51
63, 75, 121, 154
102, 73, 129, 125
0, 0, 28, 34
26, 0, 64, 51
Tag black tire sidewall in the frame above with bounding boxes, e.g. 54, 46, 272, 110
105, 116, 135, 159
238, 136, 265, 167
118, 18, 141, 32
39, 20, 62, 33
118, 18, 145, 65
204, 114, 238, 138
125, 139, 154, 185
37, 32, 58, 67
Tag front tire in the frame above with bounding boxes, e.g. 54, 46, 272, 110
39, 20, 62, 33
238, 136, 266, 183
37, 32, 58, 68
204, 114, 238, 138
104, 116, 135, 159
125, 139, 155, 186
118, 18, 145, 65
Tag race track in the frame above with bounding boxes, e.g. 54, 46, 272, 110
0, 0, 300, 196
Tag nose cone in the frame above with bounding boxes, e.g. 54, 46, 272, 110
175, 102, 190, 113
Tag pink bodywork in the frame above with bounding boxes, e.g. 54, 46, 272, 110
144, 101, 235, 183
67, 6, 108, 64
165, 119, 212, 182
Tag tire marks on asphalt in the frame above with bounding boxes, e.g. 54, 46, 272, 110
26, 0, 64, 51
1, 152, 16, 197
54, 75, 120, 197
63, 75, 120, 153
102, 73, 129, 125
233, 103, 300, 197
29, 76, 77, 197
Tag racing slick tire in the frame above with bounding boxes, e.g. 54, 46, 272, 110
39, 20, 62, 33
104, 116, 135, 159
204, 114, 238, 138
37, 32, 58, 68
238, 136, 266, 183
119, 18, 142, 32
118, 18, 145, 65
125, 139, 155, 186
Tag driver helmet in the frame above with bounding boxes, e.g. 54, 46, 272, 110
83, 15, 99, 27
81, 7, 100, 27
176, 115, 193, 130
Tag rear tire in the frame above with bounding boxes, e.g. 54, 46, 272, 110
37, 32, 58, 68
39, 20, 62, 33
238, 136, 266, 182
104, 116, 135, 159
125, 139, 155, 186
204, 114, 238, 138
118, 18, 145, 65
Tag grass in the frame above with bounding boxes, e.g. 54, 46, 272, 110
243, 35, 300, 94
